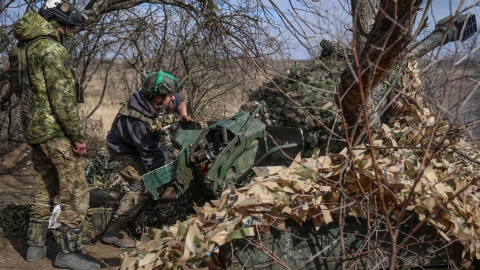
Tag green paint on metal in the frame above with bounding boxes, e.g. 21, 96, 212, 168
170, 122, 203, 149
143, 148, 187, 200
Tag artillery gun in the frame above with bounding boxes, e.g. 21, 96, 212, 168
143, 102, 305, 208
411, 12, 477, 58
137, 13, 478, 270
143, 11, 477, 203
143, 109, 461, 270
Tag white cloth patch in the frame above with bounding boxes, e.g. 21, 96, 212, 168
45, 0, 62, 8
48, 204, 62, 229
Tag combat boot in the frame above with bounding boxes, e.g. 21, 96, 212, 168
54, 224, 100, 270
26, 222, 48, 262
102, 217, 136, 248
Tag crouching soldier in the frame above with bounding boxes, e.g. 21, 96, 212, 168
13, 0, 100, 269
103, 71, 192, 247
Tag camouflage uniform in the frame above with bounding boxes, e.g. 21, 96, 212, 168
107, 148, 153, 222
13, 11, 88, 228
106, 92, 177, 222
103, 75, 184, 247
30, 137, 89, 227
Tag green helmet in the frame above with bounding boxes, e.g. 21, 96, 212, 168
141, 71, 180, 100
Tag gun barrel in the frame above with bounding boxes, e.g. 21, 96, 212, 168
411, 31, 447, 58
410, 13, 477, 58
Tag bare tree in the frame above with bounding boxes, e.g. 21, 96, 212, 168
337, 0, 423, 128
0, 0, 290, 148
2, 1, 480, 268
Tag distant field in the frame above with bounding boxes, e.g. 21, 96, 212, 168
78, 62, 144, 139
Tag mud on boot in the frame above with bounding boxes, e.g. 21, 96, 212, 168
102, 217, 136, 248
26, 222, 48, 262
54, 224, 100, 270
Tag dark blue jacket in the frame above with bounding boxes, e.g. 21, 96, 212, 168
106, 91, 183, 171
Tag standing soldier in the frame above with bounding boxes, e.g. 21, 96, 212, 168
12, 0, 100, 269
103, 71, 192, 247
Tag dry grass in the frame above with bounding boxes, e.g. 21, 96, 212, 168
79, 101, 121, 140
78, 62, 139, 144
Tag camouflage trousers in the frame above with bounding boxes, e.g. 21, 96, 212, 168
30, 136, 89, 228
108, 148, 164, 221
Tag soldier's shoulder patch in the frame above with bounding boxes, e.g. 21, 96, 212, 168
64, 60, 70, 70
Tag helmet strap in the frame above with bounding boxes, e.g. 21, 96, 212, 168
161, 94, 167, 110
57, 30, 71, 47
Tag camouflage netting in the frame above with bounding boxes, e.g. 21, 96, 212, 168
0, 204, 32, 236
118, 53, 480, 269
135, 200, 179, 231
83, 150, 124, 240
246, 41, 351, 154
245, 43, 423, 156
85, 149, 126, 191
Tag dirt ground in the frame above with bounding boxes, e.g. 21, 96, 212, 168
0, 144, 126, 270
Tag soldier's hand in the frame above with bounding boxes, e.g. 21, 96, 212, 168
73, 141, 87, 156
179, 115, 192, 123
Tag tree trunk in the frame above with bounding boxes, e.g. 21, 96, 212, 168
338, 0, 422, 127
352, 0, 379, 53
352, 0, 386, 133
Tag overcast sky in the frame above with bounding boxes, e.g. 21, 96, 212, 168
264, 0, 480, 59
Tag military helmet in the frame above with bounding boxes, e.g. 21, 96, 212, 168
39, 0, 84, 26
319, 39, 353, 61
320, 40, 334, 57
141, 71, 180, 100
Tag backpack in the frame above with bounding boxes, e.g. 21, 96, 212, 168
9, 37, 47, 97
8, 36, 84, 103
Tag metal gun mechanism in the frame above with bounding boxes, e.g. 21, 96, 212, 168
143, 103, 305, 204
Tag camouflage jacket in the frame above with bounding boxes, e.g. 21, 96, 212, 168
13, 11, 85, 144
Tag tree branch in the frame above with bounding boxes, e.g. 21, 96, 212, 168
337, 0, 422, 127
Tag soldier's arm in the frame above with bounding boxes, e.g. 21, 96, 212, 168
173, 94, 191, 123
43, 42, 85, 144
177, 101, 192, 123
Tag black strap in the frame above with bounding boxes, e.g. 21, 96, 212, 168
20, 36, 55, 93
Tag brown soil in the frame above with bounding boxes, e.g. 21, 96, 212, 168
0, 144, 126, 270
